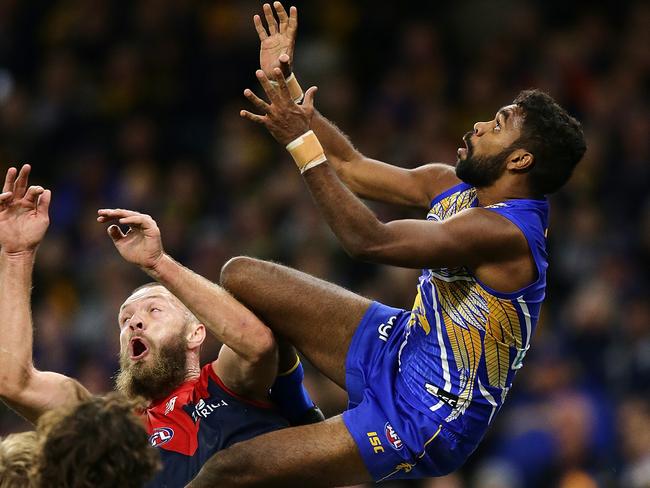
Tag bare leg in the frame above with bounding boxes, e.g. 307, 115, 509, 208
221, 257, 372, 388
188, 416, 371, 487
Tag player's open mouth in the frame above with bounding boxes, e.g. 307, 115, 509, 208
458, 135, 471, 159
130, 337, 149, 360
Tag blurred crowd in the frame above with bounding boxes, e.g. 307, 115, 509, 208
0, 0, 648, 487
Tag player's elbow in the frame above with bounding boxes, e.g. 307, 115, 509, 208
347, 243, 385, 263
243, 325, 277, 365
344, 226, 391, 262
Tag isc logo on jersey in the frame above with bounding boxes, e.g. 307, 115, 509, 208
384, 423, 403, 451
149, 427, 174, 448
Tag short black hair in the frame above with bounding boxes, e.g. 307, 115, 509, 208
513, 89, 586, 195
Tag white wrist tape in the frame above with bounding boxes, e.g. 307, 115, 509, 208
286, 130, 327, 174
270, 73, 304, 103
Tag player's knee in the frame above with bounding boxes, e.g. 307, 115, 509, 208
220, 256, 259, 292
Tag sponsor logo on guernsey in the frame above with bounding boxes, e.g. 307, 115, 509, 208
384, 423, 403, 451
190, 398, 228, 422
378, 315, 397, 342
164, 396, 177, 415
149, 427, 174, 447
366, 431, 385, 454
425, 383, 459, 409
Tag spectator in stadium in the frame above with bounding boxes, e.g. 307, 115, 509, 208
0, 164, 320, 487
187, 3, 586, 486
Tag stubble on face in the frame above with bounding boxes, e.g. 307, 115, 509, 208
115, 330, 188, 403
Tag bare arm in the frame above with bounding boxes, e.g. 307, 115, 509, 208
302, 163, 525, 269
97, 209, 277, 402
0, 166, 90, 424
310, 110, 461, 208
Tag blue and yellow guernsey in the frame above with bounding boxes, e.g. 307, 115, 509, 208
396, 182, 549, 444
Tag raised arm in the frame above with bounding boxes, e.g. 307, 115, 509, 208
254, 2, 460, 208
0, 165, 90, 424
310, 109, 460, 207
97, 209, 277, 401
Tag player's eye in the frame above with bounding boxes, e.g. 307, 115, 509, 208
121, 317, 131, 326
494, 119, 501, 132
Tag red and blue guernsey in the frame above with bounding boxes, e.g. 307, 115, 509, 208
143, 363, 288, 487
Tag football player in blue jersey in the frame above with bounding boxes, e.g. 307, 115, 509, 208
0, 164, 320, 487
187, 4, 587, 487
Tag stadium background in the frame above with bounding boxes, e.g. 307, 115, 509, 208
0, 0, 648, 487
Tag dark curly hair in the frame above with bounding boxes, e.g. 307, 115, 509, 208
33, 393, 160, 488
513, 89, 586, 195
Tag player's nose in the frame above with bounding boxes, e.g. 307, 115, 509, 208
473, 121, 488, 136
129, 314, 145, 330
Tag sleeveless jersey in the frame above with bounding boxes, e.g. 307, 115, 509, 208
396, 182, 549, 443
143, 363, 288, 487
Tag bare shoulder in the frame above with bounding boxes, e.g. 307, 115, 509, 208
411, 163, 463, 204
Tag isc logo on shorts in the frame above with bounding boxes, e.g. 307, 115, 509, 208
366, 431, 385, 454
149, 427, 174, 448
384, 423, 403, 450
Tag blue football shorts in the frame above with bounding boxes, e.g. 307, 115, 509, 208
342, 302, 476, 481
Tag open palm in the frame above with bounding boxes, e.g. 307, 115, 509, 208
0, 165, 51, 254
256, 3, 298, 76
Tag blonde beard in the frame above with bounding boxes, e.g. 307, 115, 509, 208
115, 332, 188, 403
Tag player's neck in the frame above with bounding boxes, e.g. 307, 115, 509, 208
475, 178, 536, 206
183, 357, 201, 383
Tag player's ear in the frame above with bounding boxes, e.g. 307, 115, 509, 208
187, 323, 206, 349
506, 149, 534, 172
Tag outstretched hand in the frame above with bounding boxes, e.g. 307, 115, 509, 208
0, 164, 51, 255
241, 68, 317, 146
256, 2, 297, 77
97, 209, 164, 271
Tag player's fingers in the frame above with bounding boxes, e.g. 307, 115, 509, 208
272, 68, 291, 100
24, 185, 44, 205
2, 167, 17, 193
278, 54, 292, 77
97, 208, 140, 220
287, 5, 298, 33
240, 110, 266, 124
256, 69, 280, 103
107, 224, 126, 242
118, 214, 150, 227
303, 86, 318, 110
263, 3, 278, 35
13, 164, 31, 199
274, 2, 289, 32
0, 191, 12, 205
37, 189, 51, 214
253, 14, 268, 40
244, 88, 270, 112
